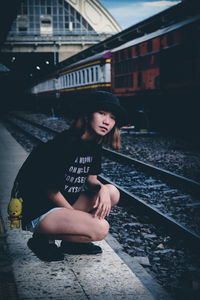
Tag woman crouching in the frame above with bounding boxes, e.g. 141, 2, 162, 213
10, 91, 127, 261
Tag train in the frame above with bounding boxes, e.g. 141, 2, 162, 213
29, 14, 200, 133
111, 15, 200, 132
30, 50, 112, 117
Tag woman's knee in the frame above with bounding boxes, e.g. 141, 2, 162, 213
91, 219, 109, 241
106, 184, 120, 206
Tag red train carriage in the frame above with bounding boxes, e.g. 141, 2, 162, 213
161, 16, 200, 92
111, 15, 200, 132
111, 33, 160, 96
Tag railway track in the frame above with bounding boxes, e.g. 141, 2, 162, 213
4, 113, 200, 250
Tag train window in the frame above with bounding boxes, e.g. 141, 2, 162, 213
126, 60, 131, 73
120, 50, 125, 61
65, 75, 67, 87
91, 67, 94, 82
78, 71, 81, 84
167, 32, 174, 47
135, 45, 140, 56
114, 52, 119, 62
138, 72, 142, 87
131, 59, 136, 72
72, 73, 74, 86
82, 70, 85, 83
127, 47, 132, 59
74, 72, 77, 84
69, 74, 71, 86
114, 63, 118, 75
95, 67, 99, 82
129, 74, 133, 87
116, 63, 120, 74
114, 74, 133, 88
62, 76, 65, 87
124, 61, 127, 73
147, 40, 152, 52
120, 62, 123, 74
114, 77, 118, 88
60, 77, 63, 88
87, 69, 90, 83
76, 72, 79, 84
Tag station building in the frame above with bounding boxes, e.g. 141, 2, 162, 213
1, 0, 121, 77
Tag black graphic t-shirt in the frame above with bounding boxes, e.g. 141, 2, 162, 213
14, 129, 102, 227
60, 135, 101, 202
62, 154, 94, 200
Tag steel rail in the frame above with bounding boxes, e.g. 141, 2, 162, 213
3, 116, 51, 144
9, 112, 61, 135
99, 174, 200, 251
102, 147, 200, 196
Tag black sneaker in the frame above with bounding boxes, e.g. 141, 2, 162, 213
27, 236, 64, 262
60, 241, 102, 255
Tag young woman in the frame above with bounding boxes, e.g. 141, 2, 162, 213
10, 91, 127, 261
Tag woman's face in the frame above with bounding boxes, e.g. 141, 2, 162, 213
85, 111, 116, 139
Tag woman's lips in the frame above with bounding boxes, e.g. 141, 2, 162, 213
99, 126, 108, 131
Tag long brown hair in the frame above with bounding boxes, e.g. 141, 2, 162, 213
70, 114, 121, 150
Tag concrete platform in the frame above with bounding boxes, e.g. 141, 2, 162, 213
0, 122, 172, 300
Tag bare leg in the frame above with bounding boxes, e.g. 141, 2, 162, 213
35, 184, 119, 242
36, 208, 109, 243
28, 184, 119, 259
73, 184, 120, 213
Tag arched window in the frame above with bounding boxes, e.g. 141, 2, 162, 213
9, 0, 96, 36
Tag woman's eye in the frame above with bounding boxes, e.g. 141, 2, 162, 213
99, 111, 105, 115
110, 115, 116, 120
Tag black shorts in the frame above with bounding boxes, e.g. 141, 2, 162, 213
66, 193, 81, 206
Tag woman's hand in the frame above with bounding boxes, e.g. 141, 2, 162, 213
92, 185, 111, 219
47, 189, 74, 210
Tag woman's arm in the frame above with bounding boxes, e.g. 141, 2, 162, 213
87, 175, 103, 190
87, 175, 111, 219
47, 189, 74, 210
